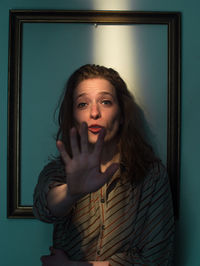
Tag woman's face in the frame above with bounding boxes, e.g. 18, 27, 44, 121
73, 78, 122, 145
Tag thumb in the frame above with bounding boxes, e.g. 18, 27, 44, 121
104, 163, 120, 180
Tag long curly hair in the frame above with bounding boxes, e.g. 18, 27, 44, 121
56, 64, 160, 184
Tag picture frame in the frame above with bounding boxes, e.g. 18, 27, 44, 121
7, 10, 181, 218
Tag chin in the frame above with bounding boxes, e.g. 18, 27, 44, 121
88, 135, 98, 144
88, 133, 116, 145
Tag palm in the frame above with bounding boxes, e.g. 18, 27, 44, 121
57, 122, 119, 197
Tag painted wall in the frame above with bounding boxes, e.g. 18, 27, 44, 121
20, 22, 168, 205
0, 0, 199, 265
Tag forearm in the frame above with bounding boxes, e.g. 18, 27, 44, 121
47, 184, 79, 217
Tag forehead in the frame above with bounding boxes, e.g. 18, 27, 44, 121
74, 78, 116, 99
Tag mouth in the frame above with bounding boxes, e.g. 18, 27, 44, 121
88, 128, 102, 134
88, 125, 104, 134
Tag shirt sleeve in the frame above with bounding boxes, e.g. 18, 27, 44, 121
108, 165, 175, 266
33, 159, 67, 223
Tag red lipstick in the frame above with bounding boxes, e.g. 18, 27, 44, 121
88, 124, 103, 134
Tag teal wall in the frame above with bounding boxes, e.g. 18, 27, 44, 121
20, 23, 168, 205
0, 1, 199, 265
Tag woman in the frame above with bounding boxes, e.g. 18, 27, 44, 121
33, 64, 175, 265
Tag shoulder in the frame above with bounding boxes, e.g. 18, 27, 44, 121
149, 161, 167, 180
137, 162, 174, 216
34, 157, 66, 193
141, 162, 169, 193
39, 157, 65, 179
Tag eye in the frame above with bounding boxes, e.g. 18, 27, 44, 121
102, 100, 112, 106
77, 102, 87, 109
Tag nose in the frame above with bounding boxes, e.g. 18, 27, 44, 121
90, 103, 101, 119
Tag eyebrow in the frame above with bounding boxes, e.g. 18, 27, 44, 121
75, 91, 114, 101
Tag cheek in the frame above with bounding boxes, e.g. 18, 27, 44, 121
73, 110, 88, 134
73, 109, 84, 123
106, 109, 121, 128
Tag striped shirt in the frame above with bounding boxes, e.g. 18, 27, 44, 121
33, 159, 175, 265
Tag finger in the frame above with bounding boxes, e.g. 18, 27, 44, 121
80, 122, 88, 154
93, 127, 106, 158
70, 127, 80, 157
95, 163, 120, 189
56, 140, 71, 165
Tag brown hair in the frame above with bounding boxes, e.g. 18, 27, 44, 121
56, 64, 160, 184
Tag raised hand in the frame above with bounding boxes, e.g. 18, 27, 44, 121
56, 122, 119, 197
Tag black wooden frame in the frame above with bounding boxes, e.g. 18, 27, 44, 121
7, 10, 181, 218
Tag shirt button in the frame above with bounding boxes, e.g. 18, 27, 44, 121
97, 250, 101, 255
102, 225, 105, 230
101, 198, 105, 203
